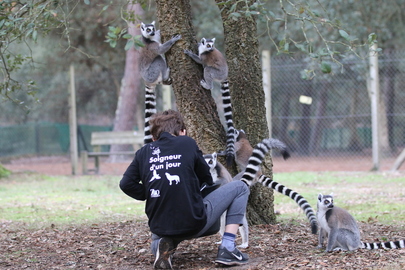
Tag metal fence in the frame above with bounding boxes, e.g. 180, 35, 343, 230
270, 50, 405, 168
1, 51, 404, 171
0, 123, 111, 158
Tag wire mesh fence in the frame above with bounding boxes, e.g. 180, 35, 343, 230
0, 123, 111, 158
270, 51, 405, 167
1, 51, 404, 171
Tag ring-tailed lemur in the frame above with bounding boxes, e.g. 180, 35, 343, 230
203, 152, 248, 248
234, 130, 290, 172
184, 37, 228, 91
220, 80, 237, 167
140, 21, 181, 144
203, 138, 292, 248
257, 175, 317, 234
144, 85, 157, 144
317, 193, 405, 251
185, 38, 235, 165
232, 130, 318, 234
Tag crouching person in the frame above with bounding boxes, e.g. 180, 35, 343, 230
119, 109, 250, 269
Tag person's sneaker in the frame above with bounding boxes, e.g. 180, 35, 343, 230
215, 246, 249, 266
153, 237, 175, 269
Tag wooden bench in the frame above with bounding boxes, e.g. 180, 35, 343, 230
81, 131, 144, 174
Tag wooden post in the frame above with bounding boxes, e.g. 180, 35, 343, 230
69, 64, 78, 175
262, 50, 272, 137
369, 44, 380, 171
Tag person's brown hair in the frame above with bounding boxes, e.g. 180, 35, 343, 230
149, 110, 186, 140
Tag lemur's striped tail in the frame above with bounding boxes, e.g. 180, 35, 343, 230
257, 174, 318, 234
241, 138, 290, 186
220, 80, 236, 167
361, 239, 405, 250
144, 85, 156, 144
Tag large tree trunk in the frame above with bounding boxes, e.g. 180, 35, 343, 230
110, 3, 144, 162
215, 0, 275, 225
155, 0, 225, 155
155, 0, 277, 225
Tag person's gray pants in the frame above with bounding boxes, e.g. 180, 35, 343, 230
151, 180, 250, 255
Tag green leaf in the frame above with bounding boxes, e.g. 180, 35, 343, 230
320, 62, 332, 74
230, 3, 237, 13
368, 33, 377, 44
133, 35, 145, 48
284, 41, 289, 52
113, 27, 121, 35
294, 43, 307, 52
124, 39, 134, 51
107, 32, 117, 38
110, 40, 117, 48
84, 0, 90, 5
32, 30, 38, 41
122, 34, 132, 39
339, 29, 350, 41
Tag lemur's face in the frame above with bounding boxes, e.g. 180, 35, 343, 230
199, 38, 215, 54
203, 152, 217, 170
141, 22, 156, 38
317, 194, 334, 210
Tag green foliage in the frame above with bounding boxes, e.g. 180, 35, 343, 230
105, 26, 127, 48
0, 0, 60, 104
0, 0, 131, 123
320, 61, 331, 73
105, 26, 144, 50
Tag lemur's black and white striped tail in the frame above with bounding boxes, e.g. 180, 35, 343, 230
144, 85, 157, 144
257, 174, 318, 234
240, 138, 289, 186
361, 239, 405, 250
220, 80, 236, 167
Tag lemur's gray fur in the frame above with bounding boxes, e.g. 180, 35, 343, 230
317, 193, 405, 251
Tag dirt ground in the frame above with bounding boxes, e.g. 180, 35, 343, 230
1, 155, 405, 269
1, 219, 405, 269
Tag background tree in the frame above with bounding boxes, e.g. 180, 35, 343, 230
109, 3, 144, 161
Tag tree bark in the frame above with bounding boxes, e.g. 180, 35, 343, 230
215, 0, 275, 225
155, 0, 277, 225
155, 0, 225, 155
110, 3, 144, 162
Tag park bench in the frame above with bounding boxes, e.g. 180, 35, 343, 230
81, 131, 144, 174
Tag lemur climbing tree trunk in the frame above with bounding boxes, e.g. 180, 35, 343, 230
215, 0, 276, 225
155, 0, 276, 225
155, 0, 225, 155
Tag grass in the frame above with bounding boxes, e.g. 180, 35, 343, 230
1, 171, 404, 230
0, 173, 145, 229
272, 171, 405, 225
